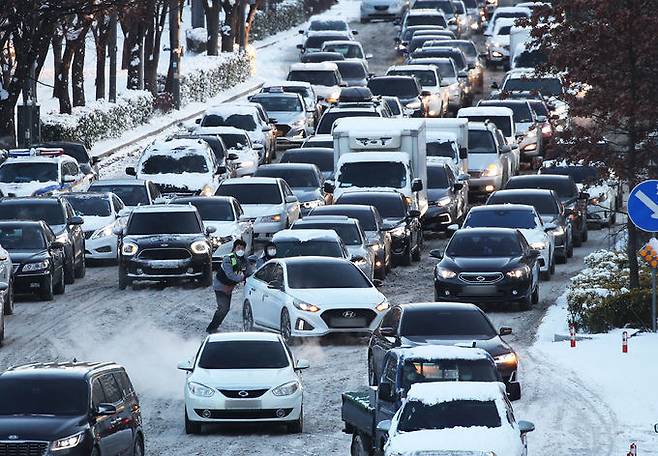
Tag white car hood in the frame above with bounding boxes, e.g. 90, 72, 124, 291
519, 228, 548, 245
81, 215, 115, 233
0, 181, 58, 197
576, 182, 608, 199
241, 204, 283, 218
191, 366, 293, 389
287, 287, 384, 308
204, 221, 241, 238
138, 172, 209, 192
468, 154, 497, 171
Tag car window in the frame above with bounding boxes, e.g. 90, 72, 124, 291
91, 378, 106, 409
383, 356, 397, 384
114, 371, 135, 399
112, 196, 124, 212
99, 374, 123, 404
63, 162, 79, 176
381, 307, 401, 330
148, 182, 161, 199
272, 264, 284, 285
255, 262, 275, 282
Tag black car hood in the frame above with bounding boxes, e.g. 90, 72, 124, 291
381, 217, 406, 230
398, 96, 419, 105
427, 188, 449, 202
401, 335, 512, 358
0, 415, 86, 441
124, 234, 205, 247
7, 249, 49, 264
442, 256, 521, 271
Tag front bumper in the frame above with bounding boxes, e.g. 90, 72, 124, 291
434, 276, 533, 304
422, 205, 454, 230
122, 254, 209, 280
14, 270, 50, 292
287, 305, 385, 337
186, 389, 302, 423
85, 236, 118, 260
468, 175, 503, 195
360, 3, 403, 19
388, 233, 411, 257
252, 219, 288, 243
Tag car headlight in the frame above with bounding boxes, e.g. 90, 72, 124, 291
121, 242, 138, 256
199, 185, 214, 196
437, 196, 451, 207
22, 260, 50, 272
530, 241, 546, 250
590, 194, 607, 205
481, 163, 500, 177
376, 299, 390, 312
90, 224, 114, 240
293, 300, 320, 312
258, 214, 282, 223
405, 100, 421, 109
494, 352, 517, 365
51, 431, 84, 451
211, 235, 234, 248
436, 267, 457, 279
302, 199, 323, 209
523, 143, 537, 151
272, 380, 300, 396
550, 226, 565, 236
188, 381, 215, 397
506, 265, 530, 279
191, 240, 210, 254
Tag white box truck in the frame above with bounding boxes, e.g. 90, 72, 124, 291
331, 118, 428, 216
424, 118, 470, 175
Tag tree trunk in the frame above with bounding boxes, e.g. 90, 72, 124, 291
204, 2, 221, 56
627, 220, 640, 289
145, 2, 169, 95
56, 46, 74, 114
126, 23, 145, 90
236, 0, 247, 49
221, 1, 239, 52
95, 42, 107, 100
72, 43, 85, 107
0, 95, 18, 148
52, 33, 63, 98
245, 0, 261, 44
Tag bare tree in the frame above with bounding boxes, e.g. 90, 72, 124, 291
202, 0, 222, 55
144, 0, 169, 95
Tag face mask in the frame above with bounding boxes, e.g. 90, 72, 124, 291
266, 248, 276, 257
235, 249, 245, 257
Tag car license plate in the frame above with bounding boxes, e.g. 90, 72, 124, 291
225, 399, 262, 409
330, 317, 367, 328
149, 260, 184, 269
462, 285, 497, 296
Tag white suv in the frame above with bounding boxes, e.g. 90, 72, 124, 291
178, 332, 308, 434
386, 64, 448, 117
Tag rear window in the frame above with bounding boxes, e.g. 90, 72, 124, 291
255, 167, 320, 188
287, 70, 338, 87
398, 399, 501, 432
388, 69, 437, 87
63, 195, 112, 217
400, 308, 496, 338
505, 177, 577, 198
89, 184, 149, 207
480, 102, 533, 124
280, 150, 333, 172
427, 166, 450, 188
337, 194, 406, 219
291, 222, 362, 245
127, 211, 202, 235
275, 240, 344, 258
201, 113, 257, 131
286, 261, 371, 288
216, 183, 282, 205
540, 165, 598, 184
317, 111, 380, 134
172, 198, 235, 221
368, 78, 420, 98
488, 193, 559, 215
0, 202, 66, 226
467, 130, 496, 153
405, 15, 448, 28
427, 140, 457, 160
335, 62, 367, 79
465, 209, 538, 229
312, 208, 377, 230
464, 115, 512, 137
199, 340, 289, 369
219, 133, 250, 150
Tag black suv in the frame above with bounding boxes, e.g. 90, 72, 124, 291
116, 204, 214, 289
0, 197, 85, 284
0, 221, 66, 301
0, 361, 144, 455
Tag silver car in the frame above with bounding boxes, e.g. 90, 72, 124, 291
249, 92, 310, 149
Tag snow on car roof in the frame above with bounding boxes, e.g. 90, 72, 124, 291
471, 203, 536, 213
147, 138, 209, 155
295, 215, 357, 225
387, 64, 437, 72
207, 331, 281, 343
289, 62, 339, 71
131, 204, 197, 214
263, 80, 313, 89
407, 381, 505, 404
90, 178, 149, 186
194, 126, 248, 136
332, 117, 424, 134
458, 106, 514, 117
393, 345, 492, 361
204, 104, 259, 116
337, 151, 411, 163
493, 6, 531, 13
426, 131, 458, 141
323, 40, 359, 46
407, 8, 446, 16
273, 229, 341, 243
220, 177, 280, 185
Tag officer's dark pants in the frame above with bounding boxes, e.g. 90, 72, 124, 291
206, 290, 232, 333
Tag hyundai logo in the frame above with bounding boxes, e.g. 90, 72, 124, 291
342, 311, 357, 318
238, 390, 249, 398
160, 243, 169, 247
476, 276, 486, 282
7, 435, 18, 440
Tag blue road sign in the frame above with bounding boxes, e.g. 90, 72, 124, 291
629, 180, 658, 232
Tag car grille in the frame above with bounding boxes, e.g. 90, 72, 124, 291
321, 309, 376, 328
275, 125, 291, 137
84, 230, 95, 239
218, 389, 269, 398
468, 170, 482, 178
0, 441, 49, 456
138, 248, 191, 260
458, 272, 504, 284
194, 408, 293, 419
374, 5, 389, 10
157, 183, 195, 195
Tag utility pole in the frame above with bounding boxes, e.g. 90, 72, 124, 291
169, 0, 182, 109
108, 12, 118, 102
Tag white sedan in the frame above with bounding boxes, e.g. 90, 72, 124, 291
243, 256, 389, 340
178, 332, 309, 434
382, 382, 535, 456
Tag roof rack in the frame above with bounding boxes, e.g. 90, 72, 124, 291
8, 147, 65, 158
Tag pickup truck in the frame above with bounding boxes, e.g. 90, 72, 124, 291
341, 345, 520, 456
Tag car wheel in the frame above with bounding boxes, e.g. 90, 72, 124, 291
582, 226, 588, 242
64, 257, 75, 285
243, 301, 254, 332
573, 230, 582, 247
550, 256, 556, 275
91, 447, 100, 456
412, 233, 422, 261
541, 268, 551, 281
133, 435, 145, 456
185, 408, 201, 435
532, 284, 539, 305
200, 262, 213, 287
287, 406, 303, 434
351, 433, 371, 456
367, 354, 378, 386
280, 308, 292, 343
74, 255, 86, 279
40, 275, 54, 301
118, 265, 130, 290
519, 292, 532, 311
556, 251, 567, 264
400, 245, 413, 266
3, 281, 14, 315
0, 312, 5, 345
54, 268, 66, 295
566, 237, 574, 258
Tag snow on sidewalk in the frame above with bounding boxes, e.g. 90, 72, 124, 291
525, 293, 658, 454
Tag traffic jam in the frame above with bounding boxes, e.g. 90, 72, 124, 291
0, 0, 628, 455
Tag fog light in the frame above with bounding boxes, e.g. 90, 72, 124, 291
512, 290, 518, 295
202, 409, 212, 418
485, 185, 495, 192
276, 409, 286, 418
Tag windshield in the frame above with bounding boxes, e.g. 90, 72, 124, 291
384, 98, 402, 115
481, 102, 533, 123
467, 130, 496, 153
64, 195, 111, 217
427, 166, 449, 188
275, 240, 344, 258
401, 359, 499, 390
0, 163, 58, 183
488, 193, 559, 215
313, 208, 377, 230
398, 400, 501, 432
528, 100, 549, 117
324, 43, 363, 59
503, 77, 563, 97
310, 20, 347, 31
291, 223, 362, 245
0, 225, 46, 250
338, 162, 407, 189
514, 49, 548, 68
286, 261, 371, 288
220, 133, 250, 150
251, 96, 302, 112
447, 231, 522, 257
89, 184, 148, 207
413, 0, 454, 12
141, 154, 208, 174
256, 168, 320, 188
427, 141, 457, 160
172, 199, 234, 221
216, 183, 282, 205
198, 340, 289, 369
464, 115, 512, 137
452, 2, 465, 13
506, 177, 577, 198
417, 49, 466, 70
400, 308, 497, 337
281, 151, 333, 172
0, 203, 65, 226
336, 62, 367, 79
126, 212, 201, 235
288, 70, 338, 86
388, 69, 437, 87
406, 15, 448, 27
0, 378, 89, 416
541, 165, 599, 184
338, 194, 405, 219
369, 79, 419, 98
317, 111, 380, 134
462, 0, 476, 7
466, 209, 538, 229
201, 113, 257, 131
450, 41, 477, 58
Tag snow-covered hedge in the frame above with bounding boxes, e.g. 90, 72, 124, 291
179, 51, 251, 105
250, 0, 307, 41
567, 249, 652, 332
41, 90, 154, 148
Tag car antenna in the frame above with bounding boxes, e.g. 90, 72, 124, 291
72, 357, 78, 363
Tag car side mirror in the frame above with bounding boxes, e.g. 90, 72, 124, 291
50, 241, 65, 249
490, 81, 499, 89
411, 179, 423, 192
429, 248, 443, 259
96, 403, 117, 416
528, 249, 541, 258
352, 30, 359, 35
378, 382, 394, 402
285, 195, 298, 203
227, 152, 239, 161
323, 181, 335, 194
295, 359, 310, 370
458, 70, 468, 78
296, 44, 304, 50
177, 359, 194, 372
125, 166, 136, 176
408, 209, 421, 218
518, 420, 535, 434
252, 143, 264, 151
112, 226, 124, 236
195, 118, 201, 124
68, 216, 84, 225
458, 147, 468, 160
499, 326, 513, 336
377, 419, 392, 433
507, 381, 521, 401
579, 191, 590, 200
365, 53, 373, 59
380, 326, 396, 337
453, 182, 464, 191
205, 226, 217, 235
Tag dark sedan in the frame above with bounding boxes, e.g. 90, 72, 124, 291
368, 302, 520, 390
254, 163, 325, 216
279, 147, 334, 181
431, 228, 540, 310
423, 162, 468, 231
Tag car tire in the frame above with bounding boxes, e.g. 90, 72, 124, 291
367, 354, 378, 386
287, 406, 303, 434
185, 409, 201, 435
400, 245, 413, 266
200, 262, 213, 287
412, 233, 422, 262
3, 281, 14, 315
566, 238, 574, 258
550, 256, 556, 275
582, 226, 588, 242
0, 312, 4, 345
64, 257, 75, 285
91, 447, 100, 456
133, 435, 145, 456
541, 268, 551, 281
118, 265, 130, 290
74, 255, 86, 279
532, 285, 539, 305
243, 301, 254, 332
556, 251, 566, 264
610, 210, 617, 225
54, 268, 66, 295
519, 292, 532, 311
351, 433, 371, 456
40, 275, 54, 301
280, 308, 292, 343
573, 230, 582, 247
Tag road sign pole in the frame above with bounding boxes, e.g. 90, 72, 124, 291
653, 263, 656, 332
